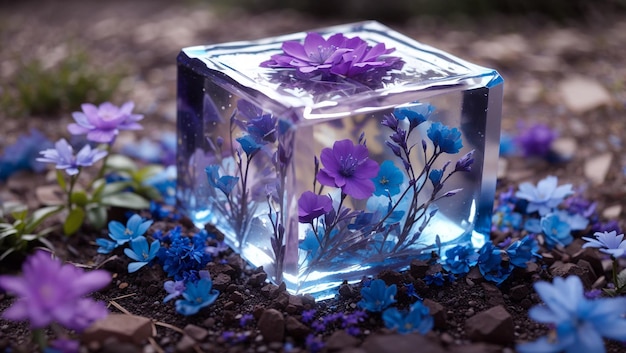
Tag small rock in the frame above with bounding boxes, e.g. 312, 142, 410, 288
339, 283, 356, 298
212, 273, 231, 292
249, 272, 268, 287
226, 254, 245, 274
100, 342, 141, 353
481, 283, 505, 306
361, 333, 446, 353
175, 335, 196, 353
257, 309, 285, 342
584, 153, 613, 185
549, 261, 593, 287
603, 205, 622, 219
212, 263, 237, 278
82, 314, 152, 345
272, 292, 290, 310
229, 291, 245, 304
448, 343, 503, 353
465, 305, 514, 345
377, 269, 403, 287
286, 294, 304, 313
509, 284, 530, 301
551, 137, 577, 161
410, 259, 430, 278
183, 324, 208, 341
260, 283, 278, 298
423, 299, 447, 329
284, 316, 310, 339
471, 34, 528, 63
558, 76, 613, 114
325, 330, 359, 351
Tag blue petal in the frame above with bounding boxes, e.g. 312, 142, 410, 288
516, 337, 568, 353
124, 248, 142, 262
128, 261, 148, 273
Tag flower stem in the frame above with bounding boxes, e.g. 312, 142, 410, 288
32, 328, 47, 350
67, 172, 79, 210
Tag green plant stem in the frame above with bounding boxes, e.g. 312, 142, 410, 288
32, 328, 47, 350
92, 144, 112, 185
613, 258, 619, 290
67, 172, 79, 210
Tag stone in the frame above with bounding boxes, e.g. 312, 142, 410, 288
326, 330, 359, 351
549, 261, 593, 287
257, 309, 285, 342
551, 137, 577, 161
229, 291, 245, 304
602, 205, 622, 219
81, 314, 153, 345
584, 153, 613, 185
471, 34, 528, 63
284, 316, 310, 339
509, 284, 530, 301
409, 259, 430, 278
423, 298, 447, 329
465, 305, 514, 345
183, 324, 208, 341
249, 271, 268, 287
481, 282, 505, 306
558, 77, 612, 114
448, 343, 503, 353
175, 335, 197, 353
361, 333, 446, 353
377, 269, 404, 287
212, 273, 231, 292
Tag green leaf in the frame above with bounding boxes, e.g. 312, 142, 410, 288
100, 181, 133, 197
26, 206, 62, 234
86, 206, 108, 230
70, 190, 89, 207
617, 268, 626, 291
91, 179, 107, 200
63, 208, 85, 235
101, 192, 150, 210
56, 170, 67, 190
105, 154, 138, 173
133, 165, 163, 182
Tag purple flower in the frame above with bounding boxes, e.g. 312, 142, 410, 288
260, 32, 401, 79
163, 280, 186, 303
427, 122, 463, 154
515, 176, 574, 216
514, 123, 557, 158
47, 338, 80, 353
582, 231, 626, 258
0, 251, 110, 330
317, 139, 380, 199
68, 101, 143, 144
298, 191, 333, 223
239, 313, 254, 327
302, 309, 317, 323
37, 139, 107, 176
455, 150, 475, 172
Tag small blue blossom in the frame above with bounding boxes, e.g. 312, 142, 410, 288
404, 283, 422, 300
428, 168, 443, 187
372, 160, 404, 196
246, 113, 277, 143
382, 300, 433, 334
515, 175, 574, 216
477, 242, 511, 285
394, 103, 432, 130
124, 236, 160, 273
175, 277, 220, 316
143, 165, 177, 205
108, 214, 153, 246
541, 213, 573, 248
236, 134, 262, 156
156, 227, 212, 281
442, 244, 479, 275
0, 129, 52, 181
305, 334, 324, 353
516, 276, 626, 353
239, 313, 254, 327
206, 165, 239, 195
95, 238, 118, 254
506, 235, 540, 268
357, 279, 397, 312
582, 230, 626, 258
424, 272, 445, 286
427, 122, 463, 154
302, 309, 317, 323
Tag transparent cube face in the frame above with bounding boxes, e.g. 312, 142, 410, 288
177, 21, 503, 299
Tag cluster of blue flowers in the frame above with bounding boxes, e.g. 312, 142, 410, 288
96, 213, 226, 316
492, 175, 594, 249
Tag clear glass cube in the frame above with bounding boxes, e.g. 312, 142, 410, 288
177, 21, 503, 299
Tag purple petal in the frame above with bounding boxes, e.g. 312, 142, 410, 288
282, 41, 309, 61
86, 129, 117, 144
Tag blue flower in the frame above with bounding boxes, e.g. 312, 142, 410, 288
427, 122, 463, 154
442, 244, 478, 275
424, 272, 445, 286
143, 165, 177, 205
206, 165, 239, 195
372, 160, 403, 196
108, 214, 153, 246
175, 277, 220, 316
515, 176, 574, 216
246, 114, 277, 143
357, 279, 397, 312
156, 227, 212, 281
428, 169, 443, 187
582, 230, 626, 258
36, 139, 107, 176
477, 242, 511, 285
0, 129, 52, 181
516, 276, 626, 353
394, 103, 433, 130
95, 238, 118, 254
382, 300, 433, 334
124, 236, 160, 273
506, 235, 540, 268
236, 134, 262, 156
541, 213, 573, 248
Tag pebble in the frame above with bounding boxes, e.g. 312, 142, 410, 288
465, 305, 514, 345
584, 152, 613, 185
257, 309, 285, 342
423, 298, 447, 329
81, 314, 152, 345
284, 316, 310, 339
183, 324, 208, 341
602, 204, 622, 219
360, 333, 446, 353
325, 330, 359, 351
558, 76, 613, 114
